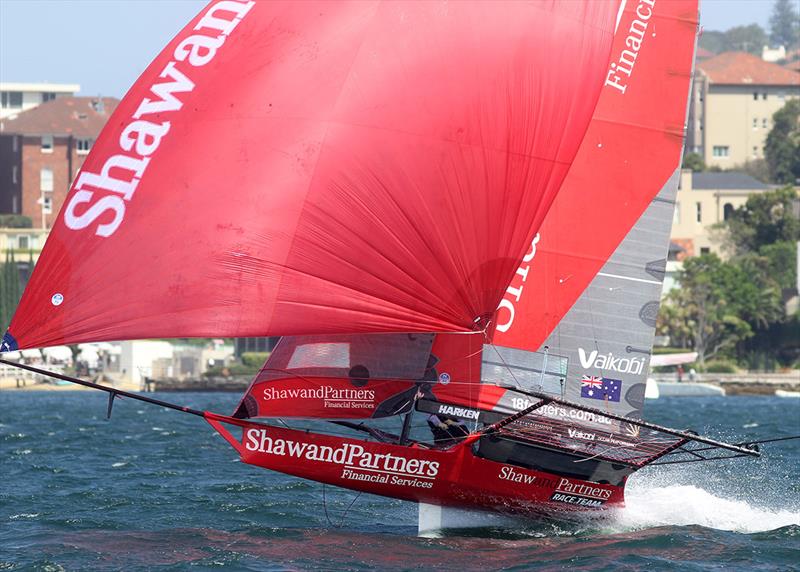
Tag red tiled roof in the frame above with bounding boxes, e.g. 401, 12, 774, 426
0, 96, 119, 137
695, 47, 714, 60
698, 51, 800, 86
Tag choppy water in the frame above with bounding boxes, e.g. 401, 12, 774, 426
1, 391, 798, 571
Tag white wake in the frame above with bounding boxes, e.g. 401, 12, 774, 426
610, 473, 800, 533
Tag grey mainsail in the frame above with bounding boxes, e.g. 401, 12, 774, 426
533, 170, 680, 418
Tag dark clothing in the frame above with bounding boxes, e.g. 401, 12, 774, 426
427, 414, 469, 446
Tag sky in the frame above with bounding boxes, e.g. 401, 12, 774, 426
0, 0, 780, 99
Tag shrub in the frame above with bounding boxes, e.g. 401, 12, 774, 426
241, 352, 270, 368
203, 363, 259, 377
702, 360, 738, 373
0, 214, 33, 228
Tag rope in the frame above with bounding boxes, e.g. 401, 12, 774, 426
739, 435, 800, 446
322, 484, 362, 528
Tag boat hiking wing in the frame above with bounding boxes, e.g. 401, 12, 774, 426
478, 387, 761, 469
490, 0, 699, 419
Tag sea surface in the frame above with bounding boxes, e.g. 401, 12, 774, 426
1, 391, 799, 571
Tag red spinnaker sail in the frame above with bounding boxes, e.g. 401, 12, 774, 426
3, 1, 618, 351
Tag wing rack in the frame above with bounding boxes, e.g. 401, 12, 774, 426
480, 387, 760, 468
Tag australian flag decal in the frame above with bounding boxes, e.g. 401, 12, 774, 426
581, 375, 622, 402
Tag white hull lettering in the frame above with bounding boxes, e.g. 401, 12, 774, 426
243, 428, 440, 479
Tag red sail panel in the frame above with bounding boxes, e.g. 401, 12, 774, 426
233, 332, 484, 420
491, 0, 698, 352
4, 0, 616, 350
237, 376, 418, 420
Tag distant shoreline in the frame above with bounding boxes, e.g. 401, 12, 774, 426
3, 374, 797, 396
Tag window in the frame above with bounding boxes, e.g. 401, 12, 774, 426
41, 134, 54, 153
763, 118, 768, 129
723, 203, 734, 221
1, 91, 22, 109
700, 247, 710, 255
696, 202, 702, 223
42, 196, 53, 214
75, 138, 92, 155
753, 92, 758, 100
12, 165, 17, 184
712, 146, 729, 157
752, 118, 758, 129
12, 195, 18, 213
42, 92, 56, 103
752, 146, 758, 158
673, 202, 681, 224
16, 235, 29, 250
12, 135, 18, 152
762, 92, 767, 100
40, 168, 53, 192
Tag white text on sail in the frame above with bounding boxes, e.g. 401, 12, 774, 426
64, 0, 255, 237
604, 0, 656, 94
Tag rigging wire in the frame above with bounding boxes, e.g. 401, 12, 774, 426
486, 343, 523, 390
322, 484, 362, 528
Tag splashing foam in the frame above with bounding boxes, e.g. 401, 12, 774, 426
611, 473, 800, 533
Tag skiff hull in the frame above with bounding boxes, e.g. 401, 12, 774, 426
207, 416, 625, 517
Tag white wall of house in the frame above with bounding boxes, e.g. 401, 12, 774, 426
118, 340, 174, 385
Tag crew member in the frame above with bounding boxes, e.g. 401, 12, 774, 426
427, 414, 469, 446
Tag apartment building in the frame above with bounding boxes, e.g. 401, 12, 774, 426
0, 96, 118, 228
0, 82, 80, 119
686, 52, 800, 168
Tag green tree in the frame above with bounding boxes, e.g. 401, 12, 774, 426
735, 158, 770, 184
0, 215, 32, 228
721, 186, 800, 255
769, 0, 800, 48
732, 253, 786, 328
765, 99, 800, 185
758, 240, 798, 292
655, 299, 692, 349
682, 152, 705, 172
1, 251, 21, 331
660, 254, 759, 366
710, 186, 800, 368
724, 24, 768, 54
698, 30, 726, 55
0, 259, 6, 331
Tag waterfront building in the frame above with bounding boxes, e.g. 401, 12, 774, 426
671, 170, 772, 258
0, 96, 118, 228
686, 52, 800, 168
0, 82, 80, 119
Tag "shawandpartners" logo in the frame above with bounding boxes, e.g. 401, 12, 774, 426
262, 385, 376, 409
244, 429, 440, 489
